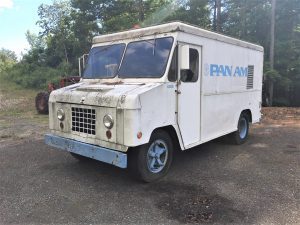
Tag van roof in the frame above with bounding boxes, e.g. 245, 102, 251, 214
93, 22, 263, 52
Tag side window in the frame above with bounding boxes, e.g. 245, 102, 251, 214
181, 48, 199, 82
168, 46, 178, 82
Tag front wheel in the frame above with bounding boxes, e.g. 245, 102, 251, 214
128, 130, 173, 182
229, 113, 250, 145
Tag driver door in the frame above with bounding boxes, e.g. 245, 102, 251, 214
177, 44, 202, 148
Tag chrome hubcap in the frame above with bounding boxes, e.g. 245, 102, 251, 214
147, 140, 168, 173
239, 117, 248, 139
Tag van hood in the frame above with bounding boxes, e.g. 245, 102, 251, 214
49, 81, 163, 109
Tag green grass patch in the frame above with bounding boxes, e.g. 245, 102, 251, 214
0, 72, 48, 123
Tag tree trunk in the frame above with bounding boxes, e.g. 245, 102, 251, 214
270, 0, 276, 69
216, 0, 221, 32
268, 0, 276, 106
63, 42, 69, 65
137, 0, 145, 22
213, 0, 217, 31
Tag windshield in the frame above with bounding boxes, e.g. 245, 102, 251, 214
119, 37, 174, 78
83, 37, 174, 79
83, 44, 125, 79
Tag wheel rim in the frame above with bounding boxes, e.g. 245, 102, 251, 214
147, 140, 168, 173
238, 117, 248, 139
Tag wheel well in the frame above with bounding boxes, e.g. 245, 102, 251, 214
242, 109, 252, 123
152, 126, 181, 151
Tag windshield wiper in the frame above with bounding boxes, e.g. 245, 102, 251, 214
143, 39, 157, 56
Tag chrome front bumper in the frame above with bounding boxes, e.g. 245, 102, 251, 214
45, 134, 127, 168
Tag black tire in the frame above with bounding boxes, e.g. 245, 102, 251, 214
229, 113, 250, 145
128, 130, 173, 183
35, 92, 49, 114
70, 152, 89, 161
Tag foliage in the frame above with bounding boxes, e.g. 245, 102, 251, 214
165, 0, 211, 28
0, 48, 17, 73
2, 62, 62, 90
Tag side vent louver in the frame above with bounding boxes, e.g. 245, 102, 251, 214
247, 65, 254, 89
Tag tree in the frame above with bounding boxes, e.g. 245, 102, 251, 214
0, 48, 17, 73
100, 0, 172, 32
221, 0, 271, 44
165, 0, 211, 28
23, 31, 47, 65
37, 1, 74, 65
272, 0, 300, 106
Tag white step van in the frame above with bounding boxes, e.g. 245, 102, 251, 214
45, 22, 264, 182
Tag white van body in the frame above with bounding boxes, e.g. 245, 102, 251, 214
45, 22, 263, 181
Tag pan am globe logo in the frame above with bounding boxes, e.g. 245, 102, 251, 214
204, 63, 248, 77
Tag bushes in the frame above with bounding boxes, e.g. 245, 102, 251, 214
1, 47, 79, 90
3, 63, 63, 90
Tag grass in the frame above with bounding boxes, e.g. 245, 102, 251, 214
0, 73, 49, 142
0, 74, 47, 120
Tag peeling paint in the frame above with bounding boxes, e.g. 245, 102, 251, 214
102, 81, 124, 85
120, 95, 126, 104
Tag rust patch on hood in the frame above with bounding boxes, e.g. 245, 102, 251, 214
102, 81, 124, 85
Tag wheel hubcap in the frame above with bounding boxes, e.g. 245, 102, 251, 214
147, 140, 168, 173
238, 117, 248, 139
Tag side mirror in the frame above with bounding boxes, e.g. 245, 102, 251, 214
179, 45, 190, 70
78, 54, 89, 77
180, 69, 194, 82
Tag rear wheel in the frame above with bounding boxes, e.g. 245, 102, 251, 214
35, 92, 49, 114
230, 113, 250, 145
128, 130, 173, 182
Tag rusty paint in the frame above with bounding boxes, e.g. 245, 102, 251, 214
120, 95, 126, 104
97, 95, 113, 105
116, 108, 124, 145
102, 81, 124, 85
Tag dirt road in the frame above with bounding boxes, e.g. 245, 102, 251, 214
0, 107, 299, 224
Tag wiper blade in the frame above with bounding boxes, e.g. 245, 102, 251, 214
143, 39, 156, 56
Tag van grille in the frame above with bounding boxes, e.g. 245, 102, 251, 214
71, 107, 96, 135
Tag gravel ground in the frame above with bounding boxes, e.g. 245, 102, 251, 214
0, 108, 299, 225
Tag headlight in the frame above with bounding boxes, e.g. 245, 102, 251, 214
103, 114, 114, 129
57, 109, 65, 121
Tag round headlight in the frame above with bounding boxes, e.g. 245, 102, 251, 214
103, 114, 114, 129
57, 109, 65, 121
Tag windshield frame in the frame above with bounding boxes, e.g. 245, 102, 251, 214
82, 36, 175, 80
82, 43, 126, 79
118, 36, 174, 79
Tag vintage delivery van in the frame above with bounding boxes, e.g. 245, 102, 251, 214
45, 22, 264, 182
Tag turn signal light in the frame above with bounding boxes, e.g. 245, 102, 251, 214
137, 132, 142, 139
106, 130, 112, 139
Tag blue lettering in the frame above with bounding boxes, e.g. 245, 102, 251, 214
208, 64, 247, 77
210, 64, 219, 76
219, 65, 226, 76
225, 65, 232, 76
240, 67, 248, 76
234, 67, 240, 76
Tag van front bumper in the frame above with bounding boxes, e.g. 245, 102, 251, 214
45, 134, 127, 168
